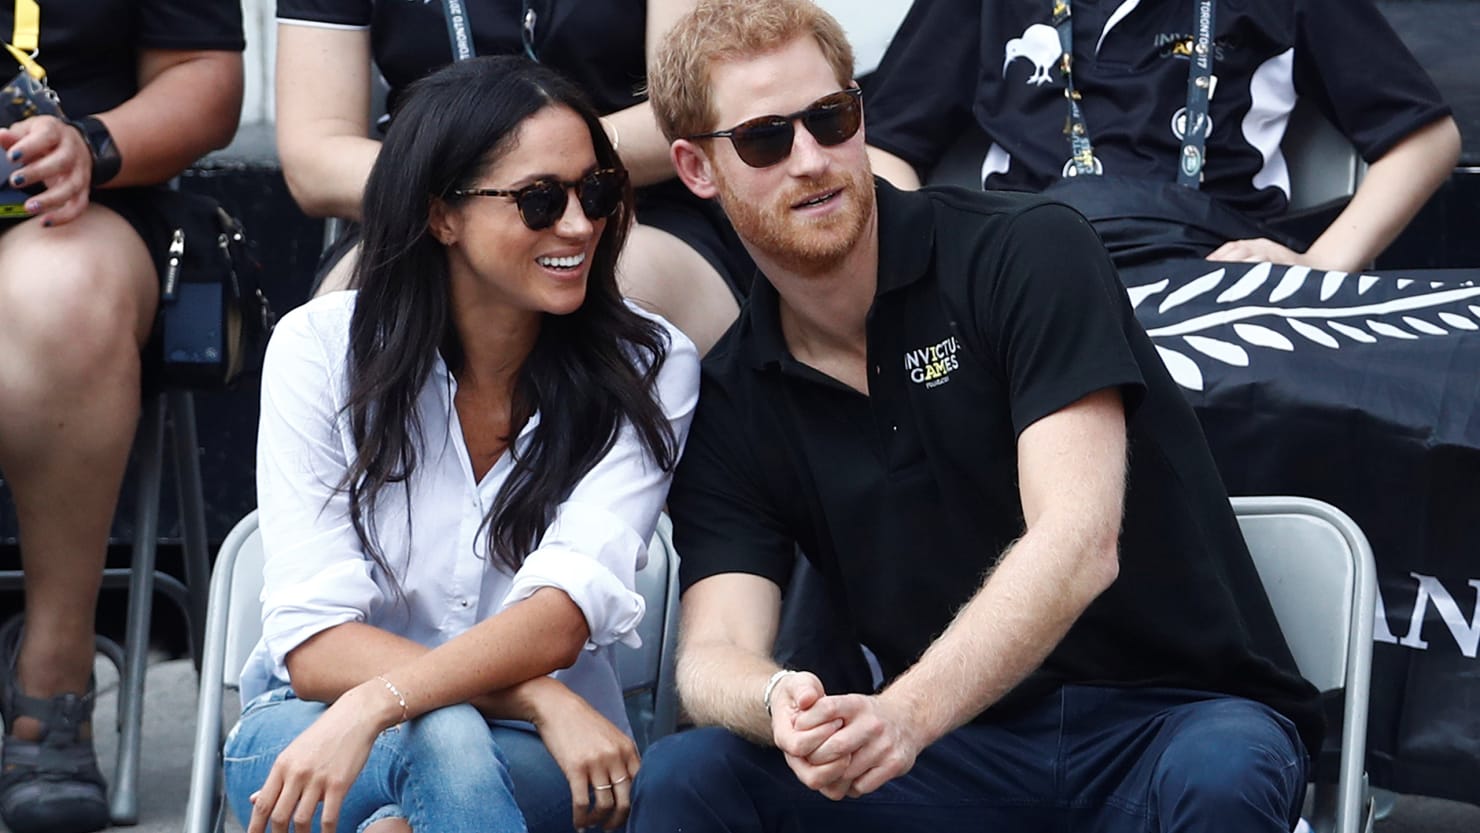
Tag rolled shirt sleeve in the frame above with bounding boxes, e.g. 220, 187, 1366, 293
502, 313, 700, 649
254, 300, 387, 683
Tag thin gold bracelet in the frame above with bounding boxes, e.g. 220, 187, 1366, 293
376, 674, 409, 724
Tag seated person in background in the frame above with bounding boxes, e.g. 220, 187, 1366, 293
864, 0, 1461, 272
0, 2, 243, 832
630, 1, 1321, 831
224, 56, 698, 833
276, 0, 751, 354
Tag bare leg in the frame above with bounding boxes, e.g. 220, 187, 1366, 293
0, 206, 157, 736
618, 224, 740, 356
363, 818, 413, 833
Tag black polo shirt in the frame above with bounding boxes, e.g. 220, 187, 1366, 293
865, 0, 1451, 220
0, 0, 244, 119
277, 0, 648, 117
669, 180, 1322, 754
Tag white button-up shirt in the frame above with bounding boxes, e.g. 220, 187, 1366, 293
238, 291, 699, 736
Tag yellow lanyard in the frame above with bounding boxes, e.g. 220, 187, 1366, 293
6, 0, 45, 79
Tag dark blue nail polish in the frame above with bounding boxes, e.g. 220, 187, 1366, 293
8, 149, 19, 161
11, 174, 23, 186
41, 218, 51, 227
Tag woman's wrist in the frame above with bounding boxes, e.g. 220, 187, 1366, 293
67, 115, 122, 187
520, 677, 576, 726
353, 675, 410, 732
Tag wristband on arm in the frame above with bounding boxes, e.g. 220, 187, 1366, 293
763, 668, 799, 717
68, 115, 121, 186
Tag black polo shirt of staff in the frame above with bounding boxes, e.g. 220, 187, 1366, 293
669, 179, 1322, 756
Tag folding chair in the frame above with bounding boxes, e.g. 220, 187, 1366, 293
183, 510, 683, 833
1231, 496, 1378, 833
1281, 98, 1367, 216
615, 512, 683, 751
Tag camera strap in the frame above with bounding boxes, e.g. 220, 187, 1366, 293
5, 0, 44, 79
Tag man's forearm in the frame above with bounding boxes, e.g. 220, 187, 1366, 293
879, 529, 1118, 745
677, 638, 786, 745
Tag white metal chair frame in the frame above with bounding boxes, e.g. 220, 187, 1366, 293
184, 510, 681, 833
1231, 496, 1377, 833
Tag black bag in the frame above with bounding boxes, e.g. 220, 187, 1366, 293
151, 188, 274, 388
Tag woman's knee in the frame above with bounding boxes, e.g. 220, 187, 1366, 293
400, 704, 508, 780
0, 215, 155, 366
617, 224, 737, 355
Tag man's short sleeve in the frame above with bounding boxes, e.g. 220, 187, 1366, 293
976, 202, 1147, 435
276, 0, 372, 28
1292, 0, 1450, 162
864, 0, 982, 174
139, 0, 245, 51
667, 370, 798, 594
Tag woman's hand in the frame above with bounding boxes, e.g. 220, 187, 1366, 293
1206, 237, 1305, 267
531, 685, 641, 831
247, 681, 401, 833
0, 115, 93, 227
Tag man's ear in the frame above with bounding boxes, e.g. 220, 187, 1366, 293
671, 139, 720, 200
427, 197, 460, 246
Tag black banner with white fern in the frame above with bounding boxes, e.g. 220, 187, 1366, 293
1127, 259, 1480, 802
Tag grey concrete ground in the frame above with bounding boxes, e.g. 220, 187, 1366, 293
3, 656, 1477, 833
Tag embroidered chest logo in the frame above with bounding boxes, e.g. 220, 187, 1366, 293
903, 336, 962, 389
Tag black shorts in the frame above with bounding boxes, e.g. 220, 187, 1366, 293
634, 179, 755, 303
0, 186, 176, 281
90, 186, 179, 283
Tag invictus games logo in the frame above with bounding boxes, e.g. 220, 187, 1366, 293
903, 336, 961, 388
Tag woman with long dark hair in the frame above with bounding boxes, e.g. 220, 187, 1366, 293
221, 55, 697, 833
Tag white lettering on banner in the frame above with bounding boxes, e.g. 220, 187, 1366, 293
1374, 573, 1480, 658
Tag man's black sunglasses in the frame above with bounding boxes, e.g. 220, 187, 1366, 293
685, 88, 864, 168
454, 167, 627, 231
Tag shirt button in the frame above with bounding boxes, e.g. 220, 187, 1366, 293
873, 364, 881, 375
892, 424, 899, 432
459, 598, 470, 608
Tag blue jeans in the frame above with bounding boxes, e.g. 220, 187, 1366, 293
630, 686, 1307, 833
223, 686, 580, 833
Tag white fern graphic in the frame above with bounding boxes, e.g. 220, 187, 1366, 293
1129, 265, 1480, 391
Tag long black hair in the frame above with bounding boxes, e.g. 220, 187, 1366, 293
341, 55, 677, 578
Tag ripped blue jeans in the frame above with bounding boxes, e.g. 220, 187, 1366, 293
223, 686, 573, 833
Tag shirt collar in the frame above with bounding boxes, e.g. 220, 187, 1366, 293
741, 178, 936, 371
431, 349, 542, 440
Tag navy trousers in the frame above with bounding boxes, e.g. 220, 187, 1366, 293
630, 686, 1307, 833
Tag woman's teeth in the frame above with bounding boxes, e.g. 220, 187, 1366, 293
537, 253, 586, 269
